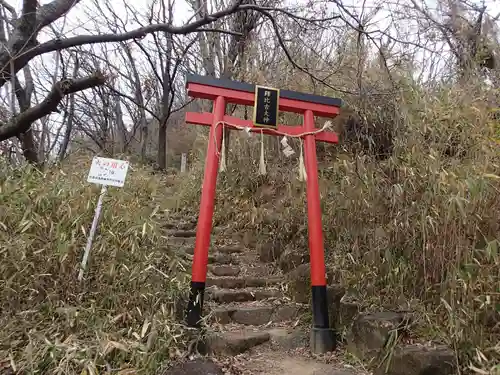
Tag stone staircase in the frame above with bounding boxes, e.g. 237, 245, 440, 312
163, 213, 311, 356
163, 213, 457, 375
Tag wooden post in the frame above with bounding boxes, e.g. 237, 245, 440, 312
185, 96, 226, 327
180, 153, 187, 173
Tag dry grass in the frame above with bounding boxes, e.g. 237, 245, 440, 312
0, 152, 191, 374
317, 85, 500, 372
1, 79, 499, 374
176, 83, 500, 372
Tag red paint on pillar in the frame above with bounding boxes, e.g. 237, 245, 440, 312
191, 96, 226, 283
303, 109, 327, 287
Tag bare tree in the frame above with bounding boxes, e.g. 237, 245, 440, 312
410, 0, 497, 80
1, 0, 495, 167
57, 53, 79, 160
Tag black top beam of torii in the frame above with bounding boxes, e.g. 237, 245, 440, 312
185, 74, 343, 108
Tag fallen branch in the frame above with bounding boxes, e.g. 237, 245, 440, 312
0, 73, 106, 141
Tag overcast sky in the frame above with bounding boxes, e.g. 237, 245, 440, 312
6, 0, 499, 80
3, 0, 500, 109
1, 0, 498, 151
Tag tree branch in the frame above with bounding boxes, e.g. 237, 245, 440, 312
0, 2, 341, 88
35, 0, 83, 32
0, 0, 242, 86
0, 73, 105, 141
0, 0, 16, 16
106, 85, 161, 121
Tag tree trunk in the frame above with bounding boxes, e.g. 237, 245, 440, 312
58, 54, 80, 160
157, 0, 174, 171
158, 115, 167, 169
18, 130, 39, 164
121, 43, 148, 161
158, 73, 171, 169
12, 67, 40, 166
114, 94, 128, 153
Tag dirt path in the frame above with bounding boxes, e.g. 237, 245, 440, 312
234, 350, 366, 375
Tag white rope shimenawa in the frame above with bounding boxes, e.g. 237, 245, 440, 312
213, 120, 333, 180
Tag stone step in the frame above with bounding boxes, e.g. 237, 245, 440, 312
169, 214, 197, 223
209, 253, 238, 265
266, 327, 308, 351
184, 253, 238, 265
167, 236, 196, 246
210, 265, 241, 277
206, 329, 270, 355
211, 304, 303, 325
164, 221, 226, 234
186, 247, 245, 255
166, 229, 197, 238
217, 245, 245, 254
179, 222, 197, 230
206, 288, 282, 303
206, 276, 281, 289
162, 221, 197, 231
243, 264, 277, 277
184, 246, 242, 256
162, 222, 177, 230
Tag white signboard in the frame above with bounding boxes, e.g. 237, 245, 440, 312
87, 157, 129, 187
79, 157, 130, 281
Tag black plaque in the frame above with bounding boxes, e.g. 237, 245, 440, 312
253, 85, 280, 127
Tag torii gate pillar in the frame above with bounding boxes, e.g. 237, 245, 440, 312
182, 74, 342, 353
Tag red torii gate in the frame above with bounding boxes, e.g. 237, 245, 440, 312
183, 74, 342, 353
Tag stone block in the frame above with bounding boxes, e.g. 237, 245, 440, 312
347, 311, 412, 362
279, 249, 310, 273
206, 330, 270, 355
374, 344, 455, 375
162, 359, 223, 375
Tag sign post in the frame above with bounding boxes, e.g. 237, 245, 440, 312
183, 74, 342, 354
181, 153, 187, 173
79, 156, 130, 281
78, 184, 107, 281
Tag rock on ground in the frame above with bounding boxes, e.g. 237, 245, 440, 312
206, 329, 271, 355
347, 311, 411, 361
374, 344, 456, 375
162, 359, 223, 375
286, 264, 344, 308
338, 301, 360, 329
279, 249, 310, 273
346, 311, 456, 374
258, 240, 283, 262
285, 263, 314, 303
327, 285, 347, 328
